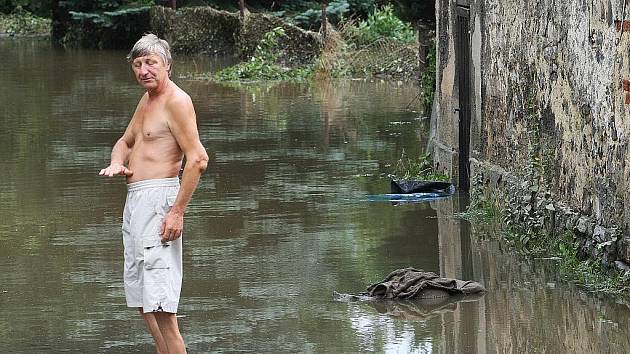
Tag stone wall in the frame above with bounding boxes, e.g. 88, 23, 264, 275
430, 0, 630, 268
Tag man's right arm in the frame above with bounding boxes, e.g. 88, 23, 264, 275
98, 137, 134, 177
98, 97, 142, 177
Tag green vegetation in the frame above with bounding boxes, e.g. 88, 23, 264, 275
0, 0, 50, 17
0, 7, 50, 35
68, 6, 150, 29
391, 151, 448, 181
292, 0, 350, 29
456, 198, 497, 224
346, 5, 415, 44
213, 27, 314, 81
420, 44, 436, 110
555, 232, 630, 294
216, 5, 421, 83
464, 197, 630, 295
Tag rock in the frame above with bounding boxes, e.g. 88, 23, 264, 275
614, 260, 630, 272
575, 216, 591, 235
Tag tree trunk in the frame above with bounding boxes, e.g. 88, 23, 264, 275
171, 0, 177, 10
321, 1, 328, 39
417, 20, 430, 76
418, 23, 426, 73
51, 0, 69, 43
239, 0, 246, 19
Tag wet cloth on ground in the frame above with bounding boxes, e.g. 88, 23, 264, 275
338, 267, 486, 301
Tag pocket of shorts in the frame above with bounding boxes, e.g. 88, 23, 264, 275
143, 239, 171, 270
155, 194, 177, 216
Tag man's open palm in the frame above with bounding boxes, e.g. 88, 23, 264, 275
99, 164, 134, 177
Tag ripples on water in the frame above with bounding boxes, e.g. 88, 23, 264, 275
2, 38, 630, 353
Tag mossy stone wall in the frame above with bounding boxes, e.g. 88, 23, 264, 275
239, 13, 322, 67
150, 6, 322, 66
150, 6, 240, 55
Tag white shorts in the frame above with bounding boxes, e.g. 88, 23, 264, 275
122, 177, 182, 314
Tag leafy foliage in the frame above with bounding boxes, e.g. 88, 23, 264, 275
69, 6, 150, 28
214, 27, 313, 81
292, 0, 350, 29
0, 0, 49, 17
0, 6, 50, 35
420, 43, 436, 110
391, 150, 448, 181
349, 5, 414, 44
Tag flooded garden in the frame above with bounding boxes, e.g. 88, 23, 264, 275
2, 38, 630, 353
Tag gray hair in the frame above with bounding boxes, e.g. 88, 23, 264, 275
127, 34, 172, 75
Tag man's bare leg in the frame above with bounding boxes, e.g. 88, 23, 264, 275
140, 308, 169, 354
154, 312, 187, 354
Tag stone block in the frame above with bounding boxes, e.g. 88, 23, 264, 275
575, 216, 592, 235
615, 20, 630, 32
593, 225, 606, 243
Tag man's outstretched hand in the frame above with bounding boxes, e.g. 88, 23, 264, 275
99, 163, 134, 177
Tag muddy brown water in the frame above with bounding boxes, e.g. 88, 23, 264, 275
2, 38, 630, 353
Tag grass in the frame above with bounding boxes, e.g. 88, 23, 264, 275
391, 151, 449, 181
456, 199, 497, 224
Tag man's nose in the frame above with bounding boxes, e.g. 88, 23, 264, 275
137, 64, 149, 75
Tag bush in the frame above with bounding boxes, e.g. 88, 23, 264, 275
392, 151, 448, 181
348, 5, 415, 44
292, 0, 349, 29
0, 7, 50, 35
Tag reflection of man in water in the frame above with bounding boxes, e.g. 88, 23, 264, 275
99, 34, 208, 353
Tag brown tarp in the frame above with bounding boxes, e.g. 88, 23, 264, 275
364, 267, 485, 300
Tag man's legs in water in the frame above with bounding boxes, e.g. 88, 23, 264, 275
154, 312, 186, 354
140, 309, 168, 354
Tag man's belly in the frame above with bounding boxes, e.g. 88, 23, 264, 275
127, 157, 182, 183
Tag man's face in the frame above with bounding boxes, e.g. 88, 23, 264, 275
131, 54, 169, 90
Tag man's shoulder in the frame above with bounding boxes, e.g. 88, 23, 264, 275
164, 83, 194, 123
166, 83, 193, 108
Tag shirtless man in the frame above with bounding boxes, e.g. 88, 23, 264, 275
99, 34, 208, 354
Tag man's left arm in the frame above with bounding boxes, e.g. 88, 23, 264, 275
160, 94, 209, 242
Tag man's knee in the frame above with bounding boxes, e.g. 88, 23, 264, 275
154, 312, 179, 330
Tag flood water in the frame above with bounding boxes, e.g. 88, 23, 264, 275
2, 38, 630, 353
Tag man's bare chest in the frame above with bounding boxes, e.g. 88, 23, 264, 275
135, 110, 172, 142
